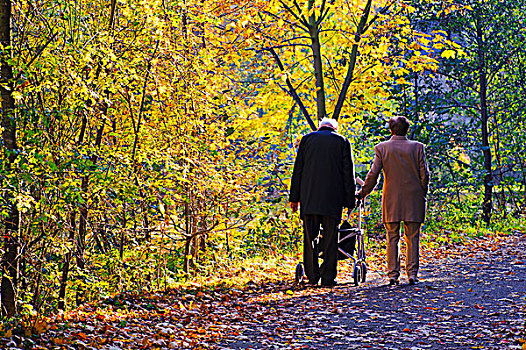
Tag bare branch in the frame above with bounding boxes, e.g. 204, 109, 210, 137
109, 0, 117, 29
277, 0, 309, 28
261, 43, 310, 50
13, 31, 58, 85
362, 0, 395, 34
488, 40, 526, 83
332, 0, 372, 120
260, 10, 307, 32
267, 48, 316, 131
292, 0, 309, 27
316, 0, 328, 26
436, 70, 478, 93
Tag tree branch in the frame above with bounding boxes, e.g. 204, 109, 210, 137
109, 0, 117, 29
362, 0, 394, 33
436, 69, 479, 93
260, 43, 310, 50
291, 0, 309, 27
316, 0, 328, 26
267, 48, 316, 131
13, 31, 58, 85
488, 40, 526, 83
260, 10, 307, 32
131, 41, 160, 162
277, 0, 309, 28
332, 0, 372, 120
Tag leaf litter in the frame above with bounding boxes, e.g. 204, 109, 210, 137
0, 232, 524, 349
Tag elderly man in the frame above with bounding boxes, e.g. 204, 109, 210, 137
358, 116, 429, 286
289, 118, 356, 287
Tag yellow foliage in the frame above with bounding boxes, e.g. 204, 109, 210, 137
7, 0, 454, 313
202, 0, 443, 133
441, 50, 457, 59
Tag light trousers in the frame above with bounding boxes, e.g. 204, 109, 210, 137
384, 221, 421, 280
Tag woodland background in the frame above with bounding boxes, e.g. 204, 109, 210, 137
0, 0, 525, 329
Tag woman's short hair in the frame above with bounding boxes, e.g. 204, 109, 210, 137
388, 116, 410, 136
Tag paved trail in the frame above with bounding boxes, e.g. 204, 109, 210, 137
219, 235, 526, 350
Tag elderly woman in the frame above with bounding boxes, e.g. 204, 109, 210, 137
358, 116, 430, 286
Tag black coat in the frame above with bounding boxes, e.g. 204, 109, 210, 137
289, 127, 356, 218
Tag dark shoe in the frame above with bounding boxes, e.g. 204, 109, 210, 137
389, 279, 399, 286
408, 278, 418, 285
321, 280, 337, 288
306, 276, 320, 286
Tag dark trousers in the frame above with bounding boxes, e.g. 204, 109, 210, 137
303, 214, 339, 285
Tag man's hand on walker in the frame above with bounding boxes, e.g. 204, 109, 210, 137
355, 194, 363, 207
290, 202, 299, 213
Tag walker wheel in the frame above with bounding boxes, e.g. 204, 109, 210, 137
295, 263, 304, 284
361, 262, 367, 283
353, 265, 361, 286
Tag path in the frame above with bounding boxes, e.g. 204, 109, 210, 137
219, 234, 526, 349
6, 234, 524, 349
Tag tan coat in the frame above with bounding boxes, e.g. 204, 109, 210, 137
360, 136, 429, 223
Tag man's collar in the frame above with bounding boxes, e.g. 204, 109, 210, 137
390, 135, 408, 140
318, 126, 336, 132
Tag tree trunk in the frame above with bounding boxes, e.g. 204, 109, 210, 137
521, 159, 526, 214
183, 237, 192, 275
492, 110, 507, 218
119, 206, 126, 260
109, 0, 117, 29
75, 0, 115, 282
308, 0, 326, 121
446, 158, 461, 206
0, 0, 18, 318
183, 198, 194, 275
61, 0, 116, 306
58, 212, 76, 310
476, 22, 493, 224
75, 123, 104, 306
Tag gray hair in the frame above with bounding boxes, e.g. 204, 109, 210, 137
318, 118, 338, 130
